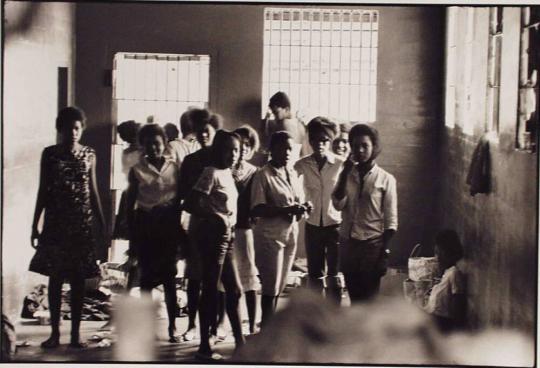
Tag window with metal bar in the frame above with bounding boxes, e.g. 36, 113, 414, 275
516, 7, 539, 152
461, 7, 475, 135
262, 8, 378, 123
444, 7, 475, 135
445, 7, 458, 128
113, 52, 210, 125
486, 7, 503, 134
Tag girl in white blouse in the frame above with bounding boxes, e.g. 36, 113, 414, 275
251, 131, 311, 328
126, 124, 182, 343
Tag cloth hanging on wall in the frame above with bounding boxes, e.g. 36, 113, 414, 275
466, 132, 493, 196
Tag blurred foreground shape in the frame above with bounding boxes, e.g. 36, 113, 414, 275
234, 289, 534, 366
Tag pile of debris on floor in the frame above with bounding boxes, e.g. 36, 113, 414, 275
20, 262, 187, 325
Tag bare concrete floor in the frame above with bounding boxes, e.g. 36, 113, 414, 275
11, 269, 407, 363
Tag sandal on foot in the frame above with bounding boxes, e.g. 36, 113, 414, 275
195, 350, 223, 361
41, 337, 60, 349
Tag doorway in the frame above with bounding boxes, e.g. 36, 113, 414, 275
109, 52, 211, 262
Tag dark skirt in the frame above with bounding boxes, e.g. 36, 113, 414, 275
132, 204, 180, 288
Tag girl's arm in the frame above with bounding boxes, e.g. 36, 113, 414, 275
89, 153, 107, 237
332, 154, 354, 206
251, 203, 304, 219
31, 151, 48, 248
249, 170, 303, 219
183, 190, 219, 218
125, 169, 138, 255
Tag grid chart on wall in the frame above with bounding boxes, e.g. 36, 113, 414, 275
113, 52, 210, 125
262, 8, 379, 123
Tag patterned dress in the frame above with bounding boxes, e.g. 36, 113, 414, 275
29, 145, 100, 279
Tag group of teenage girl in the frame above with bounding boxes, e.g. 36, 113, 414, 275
29, 90, 404, 360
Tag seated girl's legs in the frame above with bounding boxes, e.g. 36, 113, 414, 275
219, 246, 245, 346
68, 275, 86, 347
41, 276, 63, 348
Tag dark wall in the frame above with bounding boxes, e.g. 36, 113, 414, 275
75, 3, 444, 265
435, 8, 537, 333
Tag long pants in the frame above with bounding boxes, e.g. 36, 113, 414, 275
305, 223, 340, 289
196, 216, 244, 350
343, 272, 381, 302
340, 236, 385, 303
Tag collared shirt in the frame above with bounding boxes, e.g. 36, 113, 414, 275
332, 163, 398, 241
193, 166, 238, 227
251, 162, 305, 238
167, 138, 200, 168
294, 152, 344, 227
251, 163, 304, 210
131, 156, 179, 211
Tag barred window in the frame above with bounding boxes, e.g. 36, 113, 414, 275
262, 8, 378, 123
486, 7, 503, 134
516, 7, 539, 152
113, 52, 210, 124
444, 7, 475, 135
445, 7, 458, 128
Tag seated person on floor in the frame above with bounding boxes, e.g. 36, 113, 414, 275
424, 229, 466, 332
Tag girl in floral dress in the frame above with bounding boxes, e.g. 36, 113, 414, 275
30, 107, 106, 349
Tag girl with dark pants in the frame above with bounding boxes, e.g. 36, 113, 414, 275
332, 124, 398, 303
295, 117, 344, 304
184, 130, 245, 360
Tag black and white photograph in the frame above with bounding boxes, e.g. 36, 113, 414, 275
1, 1, 538, 365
